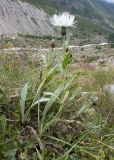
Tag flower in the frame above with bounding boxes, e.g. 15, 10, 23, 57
50, 12, 76, 28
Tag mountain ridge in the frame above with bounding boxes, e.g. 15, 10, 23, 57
0, 0, 114, 37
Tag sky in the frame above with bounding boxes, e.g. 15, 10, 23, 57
103, 0, 114, 3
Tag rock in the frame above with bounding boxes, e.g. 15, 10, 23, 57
99, 58, 106, 65
104, 84, 114, 94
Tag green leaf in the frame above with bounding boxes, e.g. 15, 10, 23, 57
43, 92, 54, 96
0, 84, 4, 99
62, 91, 70, 104
1, 115, 7, 136
70, 87, 82, 101
0, 94, 3, 99
0, 84, 4, 93
62, 52, 72, 69
45, 66, 59, 84
60, 154, 69, 160
64, 74, 79, 90
41, 87, 63, 128
78, 103, 92, 115
20, 82, 29, 124
32, 97, 50, 107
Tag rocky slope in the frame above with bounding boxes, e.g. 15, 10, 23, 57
0, 0, 54, 35
0, 0, 114, 36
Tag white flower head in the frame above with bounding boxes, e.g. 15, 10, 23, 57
50, 12, 76, 28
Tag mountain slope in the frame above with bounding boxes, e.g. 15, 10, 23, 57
46, 0, 114, 38
49, 0, 114, 22
0, 0, 114, 37
0, 0, 54, 35
47, 0, 114, 28
22, 0, 114, 38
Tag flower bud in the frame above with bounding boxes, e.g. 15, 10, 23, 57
61, 26, 66, 36
65, 47, 69, 53
50, 39, 56, 49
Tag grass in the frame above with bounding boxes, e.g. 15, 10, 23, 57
0, 52, 41, 105
0, 37, 114, 160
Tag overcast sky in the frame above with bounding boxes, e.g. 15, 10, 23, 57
103, 0, 114, 3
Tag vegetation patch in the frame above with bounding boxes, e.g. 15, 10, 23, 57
0, 35, 114, 159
